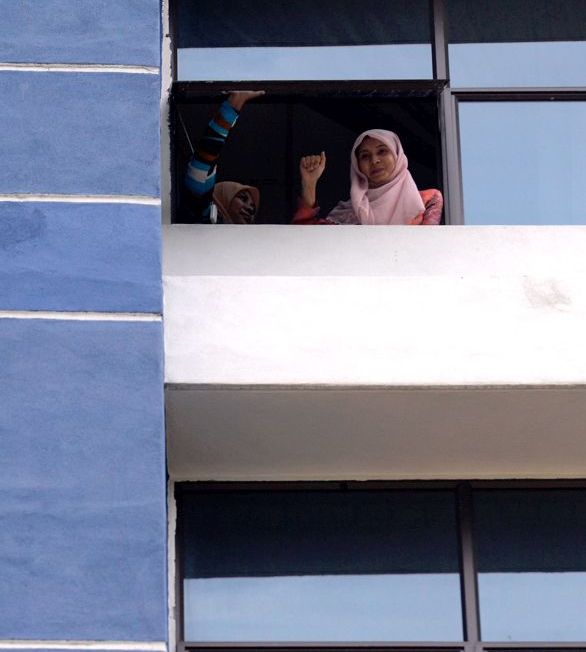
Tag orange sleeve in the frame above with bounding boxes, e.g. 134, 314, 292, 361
419, 189, 443, 225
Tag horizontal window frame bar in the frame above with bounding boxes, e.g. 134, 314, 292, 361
176, 479, 586, 496
172, 79, 447, 102
452, 88, 586, 101
480, 645, 586, 649
182, 643, 464, 650
182, 643, 586, 651
176, 480, 461, 496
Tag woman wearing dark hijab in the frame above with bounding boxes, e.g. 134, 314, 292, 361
184, 90, 263, 223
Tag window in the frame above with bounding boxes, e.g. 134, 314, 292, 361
178, 487, 461, 641
447, 0, 586, 88
175, 0, 434, 81
475, 490, 586, 641
459, 101, 586, 225
176, 481, 586, 648
170, 0, 445, 224
173, 86, 443, 223
169, 0, 586, 225
446, 0, 586, 225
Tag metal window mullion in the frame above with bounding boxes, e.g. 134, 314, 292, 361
430, 0, 449, 80
457, 484, 481, 643
440, 89, 464, 224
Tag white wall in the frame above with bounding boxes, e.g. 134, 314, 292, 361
163, 225, 586, 480
164, 225, 586, 387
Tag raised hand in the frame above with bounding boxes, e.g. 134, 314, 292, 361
299, 152, 326, 207
227, 90, 265, 112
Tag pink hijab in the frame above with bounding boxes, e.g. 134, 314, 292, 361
327, 129, 425, 225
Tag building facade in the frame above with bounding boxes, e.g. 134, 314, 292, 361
2, 2, 586, 652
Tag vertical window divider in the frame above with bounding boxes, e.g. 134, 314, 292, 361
441, 90, 464, 224
456, 484, 481, 643
430, 0, 448, 80
431, 0, 465, 225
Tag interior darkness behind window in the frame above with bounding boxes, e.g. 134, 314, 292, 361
172, 85, 442, 224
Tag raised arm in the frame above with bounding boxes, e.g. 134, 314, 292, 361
293, 152, 333, 224
184, 90, 264, 222
299, 151, 326, 208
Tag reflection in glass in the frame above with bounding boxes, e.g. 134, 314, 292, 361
449, 42, 586, 88
180, 490, 462, 641
177, 45, 432, 81
459, 102, 586, 225
447, 0, 586, 87
475, 490, 586, 641
176, 0, 432, 81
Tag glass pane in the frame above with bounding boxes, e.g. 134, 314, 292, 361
177, 45, 432, 81
459, 102, 586, 225
447, 0, 586, 87
475, 490, 586, 641
176, 0, 433, 80
179, 490, 462, 641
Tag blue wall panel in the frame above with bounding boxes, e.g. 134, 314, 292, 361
0, 0, 160, 67
0, 319, 166, 640
0, 202, 162, 313
0, 72, 160, 197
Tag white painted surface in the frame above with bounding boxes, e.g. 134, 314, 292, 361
166, 387, 586, 480
164, 225, 586, 387
163, 224, 586, 277
0, 63, 159, 74
0, 311, 161, 322
0, 194, 160, 205
163, 225, 586, 480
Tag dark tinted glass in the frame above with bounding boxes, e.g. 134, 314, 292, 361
459, 102, 586, 224
179, 489, 462, 641
447, 0, 586, 86
475, 490, 586, 640
178, 0, 430, 48
176, 0, 432, 80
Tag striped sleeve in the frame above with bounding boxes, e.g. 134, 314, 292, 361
185, 100, 239, 219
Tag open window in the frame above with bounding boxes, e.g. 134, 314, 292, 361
173, 83, 444, 223
170, 0, 446, 224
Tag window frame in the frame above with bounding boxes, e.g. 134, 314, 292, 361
447, 89, 586, 225
168, 0, 586, 226
168, 0, 453, 225
175, 479, 586, 652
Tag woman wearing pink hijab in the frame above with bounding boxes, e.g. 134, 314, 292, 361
293, 129, 443, 225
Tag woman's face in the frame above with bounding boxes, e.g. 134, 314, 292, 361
356, 136, 396, 188
228, 190, 256, 224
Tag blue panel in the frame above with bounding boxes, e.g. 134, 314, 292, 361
0, 72, 160, 196
0, 202, 162, 313
0, 0, 160, 67
0, 319, 166, 640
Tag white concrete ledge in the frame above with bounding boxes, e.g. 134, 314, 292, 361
164, 225, 586, 479
163, 225, 586, 387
